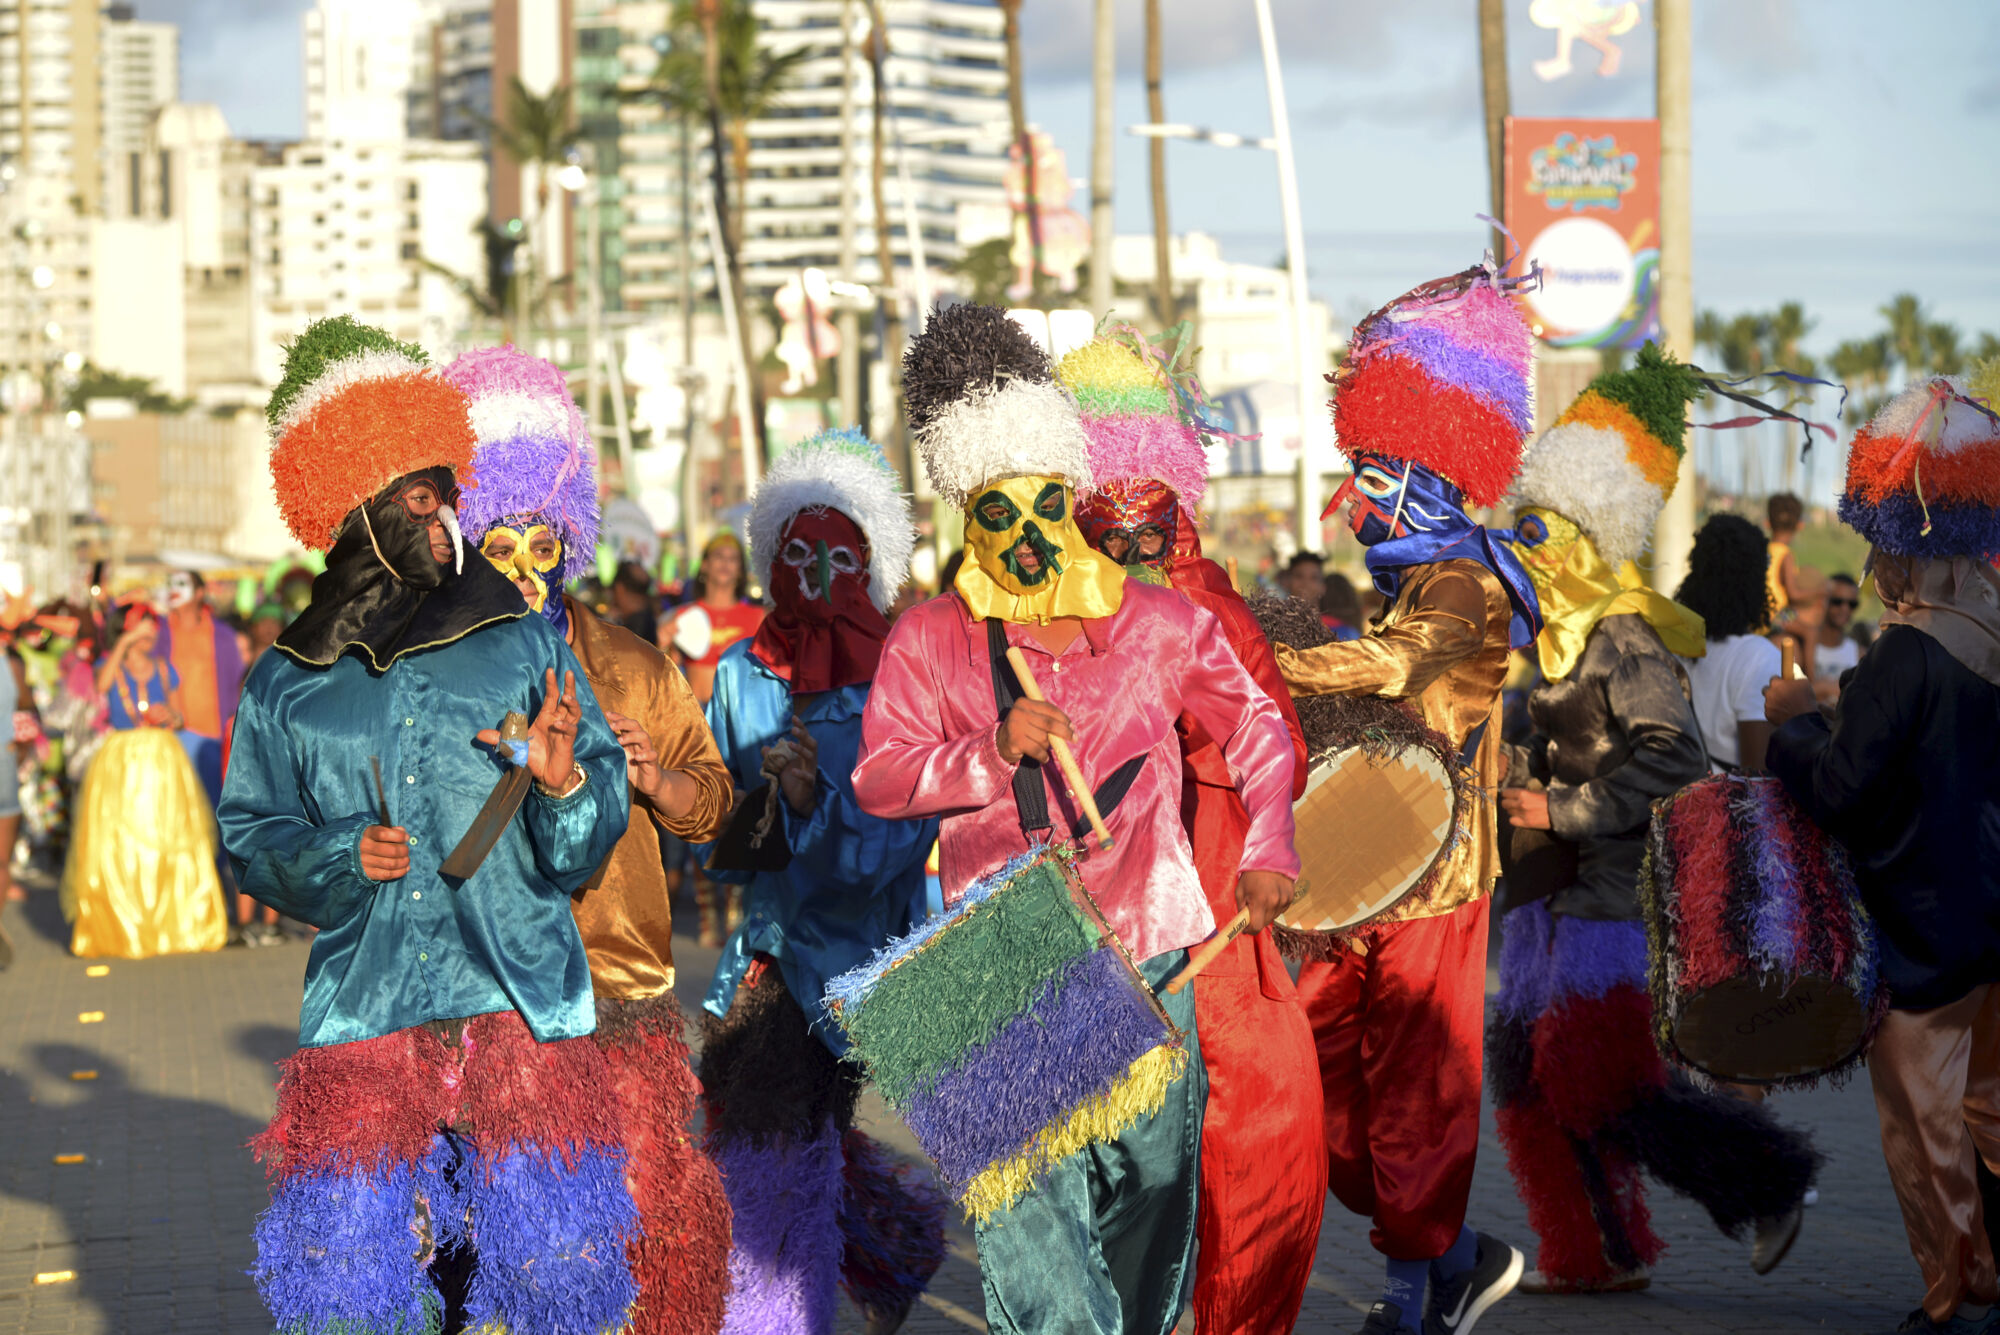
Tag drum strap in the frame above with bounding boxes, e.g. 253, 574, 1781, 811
985, 618, 1146, 843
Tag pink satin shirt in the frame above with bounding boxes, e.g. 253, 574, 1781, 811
853, 582, 1299, 963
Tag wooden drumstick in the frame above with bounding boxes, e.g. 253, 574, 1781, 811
1165, 877, 1310, 994
1226, 556, 1240, 593
1780, 640, 1803, 681
1003, 646, 1114, 851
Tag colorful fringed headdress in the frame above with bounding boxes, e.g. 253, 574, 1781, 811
1840, 360, 2000, 560
1512, 343, 1703, 567
1331, 260, 1538, 509
903, 302, 1093, 508
749, 427, 915, 615
445, 346, 601, 585
1054, 322, 1221, 517
266, 316, 477, 550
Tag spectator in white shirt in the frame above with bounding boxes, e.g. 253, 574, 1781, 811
1675, 514, 1782, 773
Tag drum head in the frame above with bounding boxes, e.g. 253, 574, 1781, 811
1282, 743, 1456, 933
1673, 973, 1870, 1084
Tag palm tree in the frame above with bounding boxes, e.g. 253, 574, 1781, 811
1829, 336, 1890, 425
480, 77, 581, 343
1880, 293, 1927, 381
997, 0, 1043, 302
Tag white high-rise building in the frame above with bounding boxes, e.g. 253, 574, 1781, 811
739, 1, 1009, 295
304, 0, 428, 144
101, 4, 178, 216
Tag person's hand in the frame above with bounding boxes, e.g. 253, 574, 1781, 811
1499, 787, 1552, 831
603, 709, 661, 798
1235, 869, 1295, 933
476, 668, 581, 793
1763, 677, 1818, 728
996, 699, 1073, 765
762, 719, 819, 816
360, 824, 410, 881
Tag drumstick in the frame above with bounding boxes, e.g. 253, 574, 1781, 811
1226, 556, 1240, 593
1164, 877, 1311, 994
1003, 646, 1114, 851
369, 756, 392, 827
1780, 640, 1804, 681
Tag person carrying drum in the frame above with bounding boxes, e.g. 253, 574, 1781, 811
854, 303, 1299, 1335
1057, 324, 1322, 1335
1765, 365, 2000, 1335
1492, 346, 1818, 1295
1270, 257, 1546, 1335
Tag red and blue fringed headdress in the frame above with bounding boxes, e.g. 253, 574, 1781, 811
445, 345, 601, 585
1332, 251, 1540, 509
1841, 361, 2000, 560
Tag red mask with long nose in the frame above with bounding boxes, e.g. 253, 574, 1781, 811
749, 507, 891, 694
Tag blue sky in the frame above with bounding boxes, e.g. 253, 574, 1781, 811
142, 0, 2000, 357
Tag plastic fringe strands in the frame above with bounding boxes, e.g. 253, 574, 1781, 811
824, 851, 1181, 1221
1840, 367, 2000, 560
1640, 774, 1887, 1090
449, 345, 602, 585
836, 1130, 949, 1322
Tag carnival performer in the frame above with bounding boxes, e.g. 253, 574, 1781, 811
1057, 323, 1322, 1335
1268, 259, 1544, 1335
697, 426, 946, 1335
448, 345, 736, 1335
217, 317, 638, 1335
62, 602, 229, 959
157, 568, 245, 805
1765, 362, 2000, 1335
1491, 345, 1816, 1296
853, 303, 1299, 1335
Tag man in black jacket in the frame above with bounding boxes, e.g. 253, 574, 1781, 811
1767, 375, 2000, 1335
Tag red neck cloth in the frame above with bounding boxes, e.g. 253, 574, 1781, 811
750, 508, 890, 694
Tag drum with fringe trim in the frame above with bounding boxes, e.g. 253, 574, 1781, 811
823, 848, 1183, 1222
1640, 773, 1887, 1087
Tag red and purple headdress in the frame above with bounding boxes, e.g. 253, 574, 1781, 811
1331, 261, 1537, 509
1841, 360, 2000, 560
444, 346, 600, 584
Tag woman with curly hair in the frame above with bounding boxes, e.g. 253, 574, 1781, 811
1675, 513, 1781, 774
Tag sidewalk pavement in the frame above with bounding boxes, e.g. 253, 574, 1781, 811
2, 870, 1924, 1333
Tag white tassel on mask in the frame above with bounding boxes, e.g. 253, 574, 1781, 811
438, 504, 466, 574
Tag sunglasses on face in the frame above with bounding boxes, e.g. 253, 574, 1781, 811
1827, 597, 1858, 609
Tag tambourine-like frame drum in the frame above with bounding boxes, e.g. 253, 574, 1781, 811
1283, 742, 1457, 934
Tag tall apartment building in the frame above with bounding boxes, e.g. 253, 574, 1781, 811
101, 4, 176, 215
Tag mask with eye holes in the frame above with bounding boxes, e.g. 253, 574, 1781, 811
955, 473, 1129, 624
749, 505, 891, 695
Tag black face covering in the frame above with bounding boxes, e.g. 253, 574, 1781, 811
274, 466, 528, 671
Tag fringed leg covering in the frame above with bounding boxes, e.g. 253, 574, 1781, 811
714, 1119, 845, 1335
1605, 1077, 1820, 1237
453, 1012, 641, 1335
837, 1129, 947, 1324
598, 995, 733, 1335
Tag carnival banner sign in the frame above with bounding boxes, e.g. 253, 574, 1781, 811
1504, 116, 1660, 349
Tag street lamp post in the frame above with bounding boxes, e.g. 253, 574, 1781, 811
560, 149, 629, 496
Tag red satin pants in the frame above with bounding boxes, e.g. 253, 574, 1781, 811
1297, 897, 1492, 1259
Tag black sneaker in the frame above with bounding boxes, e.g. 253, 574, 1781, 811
1424, 1233, 1525, 1335
1360, 1301, 1417, 1335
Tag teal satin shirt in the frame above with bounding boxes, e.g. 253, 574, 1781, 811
219, 614, 629, 1049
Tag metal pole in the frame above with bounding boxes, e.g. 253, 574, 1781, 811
678, 109, 701, 559
702, 185, 761, 493
1088, 0, 1114, 316
584, 170, 610, 486
891, 118, 933, 327
1251, 0, 1321, 553
1651, 0, 1696, 590
836, 0, 860, 427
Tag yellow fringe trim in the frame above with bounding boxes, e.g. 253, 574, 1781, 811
960, 1043, 1188, 1223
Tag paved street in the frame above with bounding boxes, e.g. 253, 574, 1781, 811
2, 868, 1922, 1334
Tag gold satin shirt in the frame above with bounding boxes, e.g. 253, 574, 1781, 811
566, 598, 732, 998
1273, 559, 1515, 921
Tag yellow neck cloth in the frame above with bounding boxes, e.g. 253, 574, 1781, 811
1517, 506, 1706, 680
954, 475, 1126, 625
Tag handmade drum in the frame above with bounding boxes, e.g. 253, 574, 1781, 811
1641, 773, 1886, 1086
823, 849, 1182, 1221
1250, 593, 1470, 947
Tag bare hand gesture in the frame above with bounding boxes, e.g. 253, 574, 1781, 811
360, 824, 410, 882
761, 718, 819, 816
1498, 787, 1552, 831
996, 699, 1073, 765
476, 668, 582, 792
603, 708, 661, 798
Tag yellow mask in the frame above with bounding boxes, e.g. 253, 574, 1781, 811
479, 521, 562, 611
1513, 504, 1706, 680
954, 475, 1126, 625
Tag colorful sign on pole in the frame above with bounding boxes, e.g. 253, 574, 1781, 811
1504, 116, 1660, 349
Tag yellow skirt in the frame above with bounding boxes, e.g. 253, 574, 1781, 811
61, 727, 228, 959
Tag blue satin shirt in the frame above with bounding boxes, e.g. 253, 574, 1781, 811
219, 614, 629, 1049
699, 642, 936, 1054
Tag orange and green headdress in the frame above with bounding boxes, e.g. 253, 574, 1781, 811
1512, 343, 1702, 567
266, 316, 478, 550
1841, 359, 2000, 560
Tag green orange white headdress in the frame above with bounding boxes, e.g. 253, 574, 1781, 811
266, 316, 478, 550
